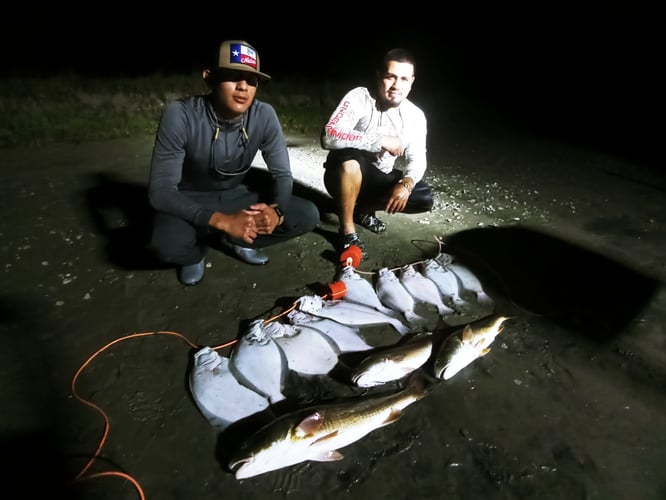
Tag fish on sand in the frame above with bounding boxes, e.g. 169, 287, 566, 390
347, 332, 434, 388
338, 265, 402, 318
399, 264, 456, 318
433, 314, 511, 380
296, 294, 411, 336
448, 261, 494, 306
229, 319, 289, 404
189, 347, 269, 430
375, 267, 429, 329
261, 320, 340, 376
420, 256, 467, 309
287, 309, 373, 354
227, 372, 429, 479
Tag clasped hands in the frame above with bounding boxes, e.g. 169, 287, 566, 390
209, 203, 280, 245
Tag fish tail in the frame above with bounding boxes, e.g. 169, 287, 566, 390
405, 311, 428, 328
477, 292, 494, 305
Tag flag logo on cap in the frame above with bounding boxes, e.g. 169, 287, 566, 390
230, 43, 258, 70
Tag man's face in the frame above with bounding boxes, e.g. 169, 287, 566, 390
210, 69, 258, 118
377, 60, 415, 109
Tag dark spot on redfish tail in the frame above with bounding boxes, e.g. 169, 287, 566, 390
403, 369, 437, 395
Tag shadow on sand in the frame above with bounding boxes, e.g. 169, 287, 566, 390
441, 225, 659, 341
81, 172, 161, 271
80, 169, 334, 271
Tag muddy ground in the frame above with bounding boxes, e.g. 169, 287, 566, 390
1, 110, 665, 499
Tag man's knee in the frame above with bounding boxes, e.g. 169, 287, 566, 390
422, 193, 435, 211
150, 230, 198, 265
408, 184, 435, 213
340, 159, 361, 176
323, 159, 361, 197
293, 198, 320, 231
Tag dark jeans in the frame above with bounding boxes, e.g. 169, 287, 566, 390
323, 148, 434, 214
150, 185, 320, 266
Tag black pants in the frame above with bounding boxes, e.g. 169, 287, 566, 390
150, 184, 320, 266
323, 148, 434, 214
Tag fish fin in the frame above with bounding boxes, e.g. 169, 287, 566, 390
309, 450, 344, 462
480, 347, 491, 356
296, 411, 325, 436
388, 353, 407, 363
382, 409, 404, 425
461, 324, 474, 341
311, 431, 340, 445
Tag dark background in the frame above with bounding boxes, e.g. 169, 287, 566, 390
2, 3, 664, 165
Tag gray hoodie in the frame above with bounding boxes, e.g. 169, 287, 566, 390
149, 94, 292, 227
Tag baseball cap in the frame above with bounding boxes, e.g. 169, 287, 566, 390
215, 40, 271, 81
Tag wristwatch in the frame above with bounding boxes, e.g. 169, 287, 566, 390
398, 177, 414, 194
270, 204, 284, 225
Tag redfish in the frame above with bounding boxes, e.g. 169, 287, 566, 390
228, 372, 429, 479
434, 314, 511, 380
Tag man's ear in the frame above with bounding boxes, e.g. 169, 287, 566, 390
203, 69, 214, 89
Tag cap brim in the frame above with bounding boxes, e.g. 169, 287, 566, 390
214, 63, 271, 81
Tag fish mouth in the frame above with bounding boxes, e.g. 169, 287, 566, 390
436, 363, 457, 380
229, 457, 254, 478
433, 364, 444, 379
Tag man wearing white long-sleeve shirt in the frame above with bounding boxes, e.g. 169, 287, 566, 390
321, 48, 434, 260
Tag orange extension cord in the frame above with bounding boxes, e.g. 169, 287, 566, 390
68, 330, 226, 498
64, 236, 442, 497
66, 290, 342, 497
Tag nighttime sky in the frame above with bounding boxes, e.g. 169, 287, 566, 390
4, 3, 662, 79
3, 3, 664, 163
